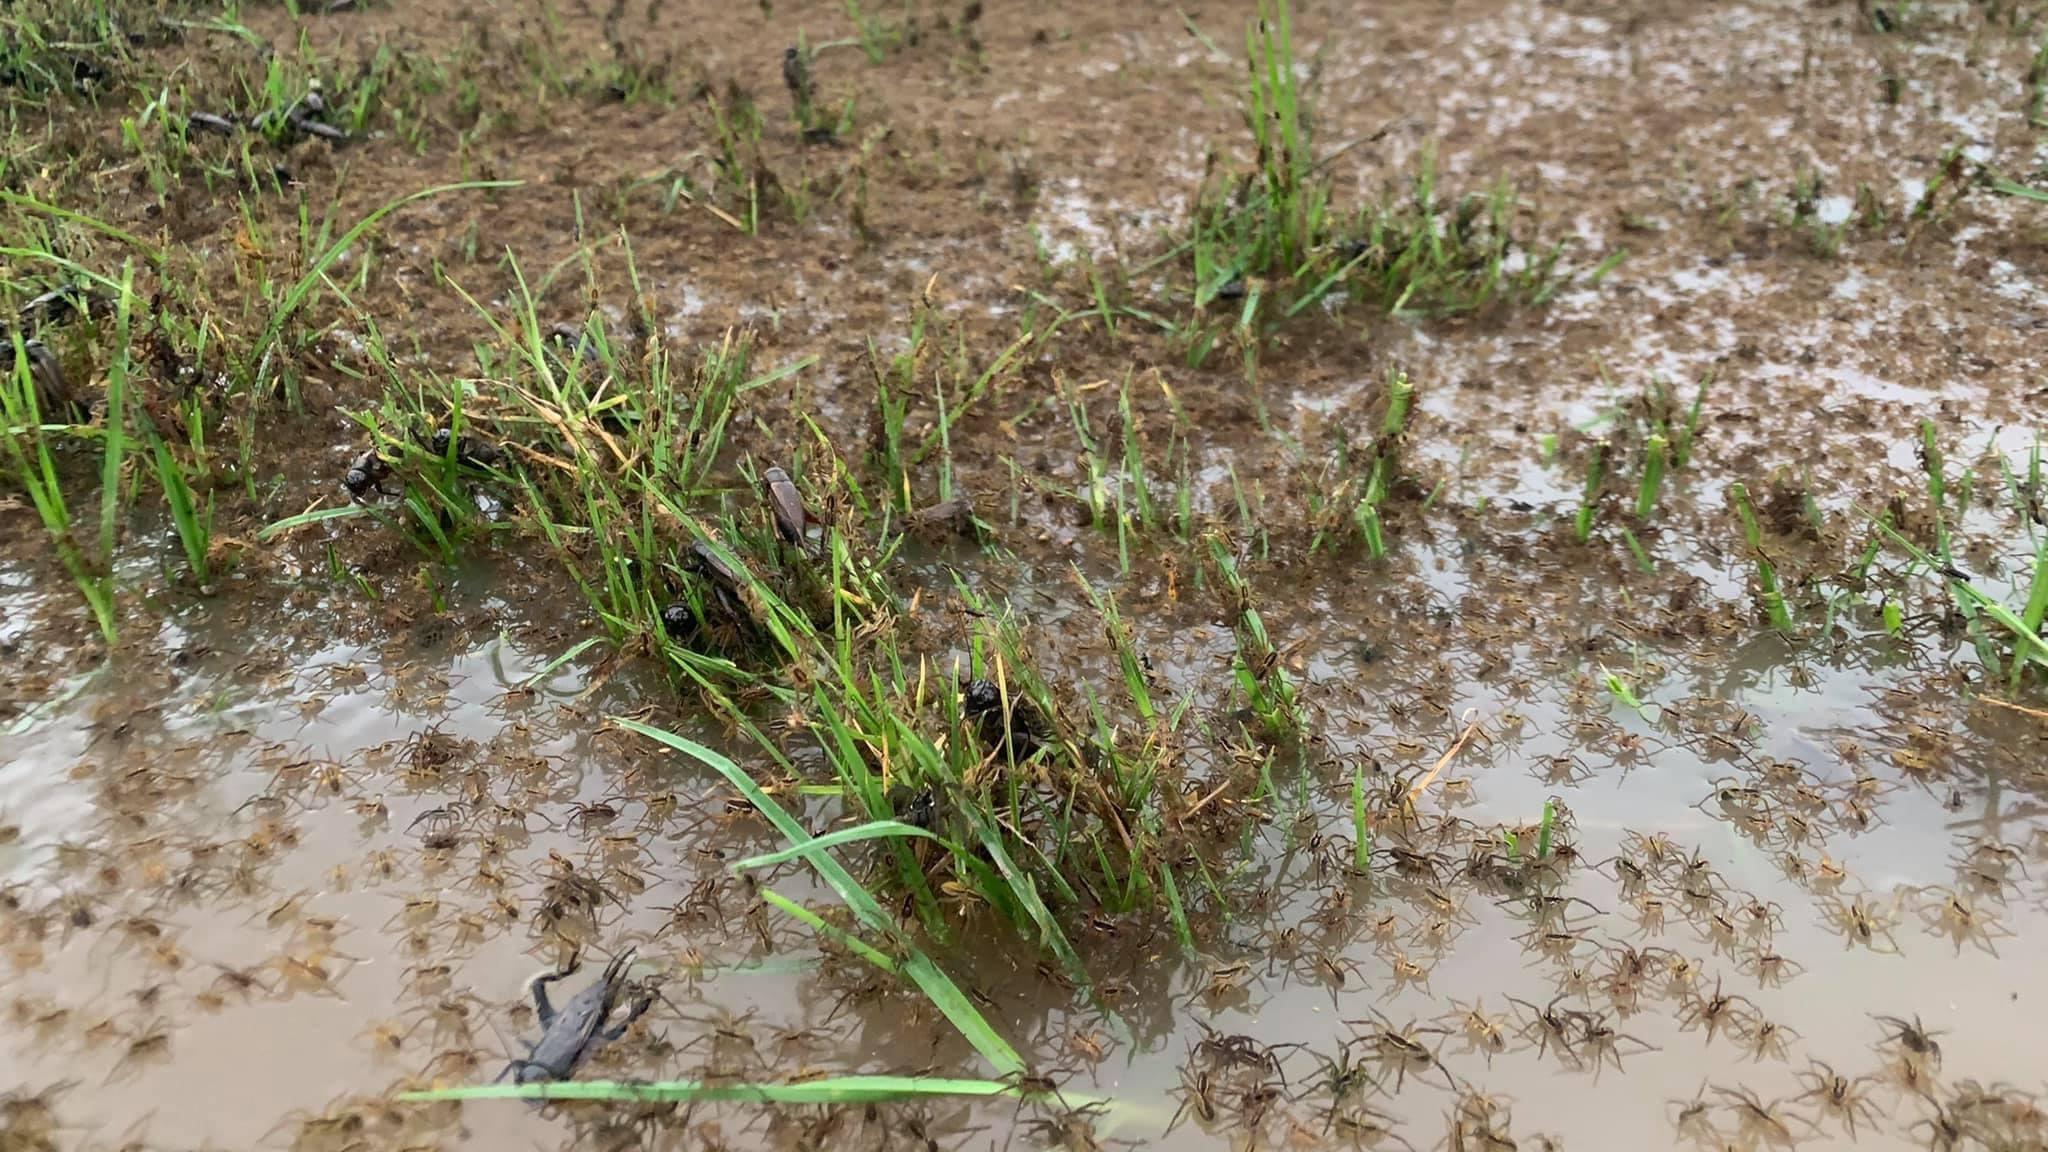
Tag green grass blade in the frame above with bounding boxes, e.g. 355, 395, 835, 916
729, 820, 956, 872
1990, 178, 2048, 203
256, 181, 522, 363
757, 888, 898, 972
98, 267, 135, 567
0, 193, 165, 264
610, 716, 1025, 1075
400, 1075, 1077, 1105
518, 636, 605, 690
258, 504, 371, 540
152, 436, 209, 582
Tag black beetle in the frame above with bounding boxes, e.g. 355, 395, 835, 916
961, 678, 1046, 761
429, 427, 503, 468
342, 449, 391, 501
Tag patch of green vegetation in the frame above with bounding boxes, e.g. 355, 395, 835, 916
1171, 0, 1597, 348
1205, 531, 1301, 739
1731, 482, 1795, 635
1303, 367, 1412, 558
0, 0, 179, 103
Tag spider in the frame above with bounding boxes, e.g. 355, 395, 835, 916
1794, 1060, 1880, 1139
1741, 1015, 1798, 1063
1505, 995, 1582, 1065
1873, 1014, 1944, 1069
1344, 1012, 1456, 1092
1713, 1085, 1802, 1149
1437, 998, 1508, 1063
1819, 892, 1900, 954
1577, 1009, 1656, 1078
1677, 979, 1756, 1044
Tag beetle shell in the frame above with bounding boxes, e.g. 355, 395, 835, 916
688, 540, 744, 593
762, 466, 809, 545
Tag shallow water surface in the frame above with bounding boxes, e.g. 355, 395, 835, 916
5, 0, 2048, 1146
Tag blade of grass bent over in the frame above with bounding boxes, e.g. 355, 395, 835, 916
401, 1074, 1082, 1105
729, 820, 958, 872
610, 716, 1025, 1076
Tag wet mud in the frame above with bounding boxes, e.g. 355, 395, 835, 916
5, 0, 2048, 1148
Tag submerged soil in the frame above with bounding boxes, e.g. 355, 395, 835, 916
5, 0, 2048, 1149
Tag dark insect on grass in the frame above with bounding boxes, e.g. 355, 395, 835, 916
343, 449, 392, 501
759, 465, 813, 548
428, 427, 503, 468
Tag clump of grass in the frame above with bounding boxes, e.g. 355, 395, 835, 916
380, 249, 1213, 965
1874, 516, 2048, 690
0, 260, 152, 642
1350, 760, 1372, 872
2024, 534, 2048, 645
1204, 533, 1301, 739
1357, 370, 1413, 557
1573, 367, 1708, 552
1601, 667, 1648, 718
1071, 572, 1197, 944
148, 433, 212, 585
1177, 0, 1583, 342
2029, 35, 2048, 127
1731, 482, 1795, 634
1918, 417, 1953, 556
1634, 433, 1668, 521
1304, 368, 1413, 557
616, 717, 1027, 1075
1573, 440, 1608, 542
246, 180, 518, 407
1060, 373, 1193, 566
828, 0, 921, 64
2, 332, 118, 642
0, 0, 161, 103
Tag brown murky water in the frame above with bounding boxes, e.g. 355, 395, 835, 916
6, 0, 2048, 1147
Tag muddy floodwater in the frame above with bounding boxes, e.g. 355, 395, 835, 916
4, 0, 2048, 1148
